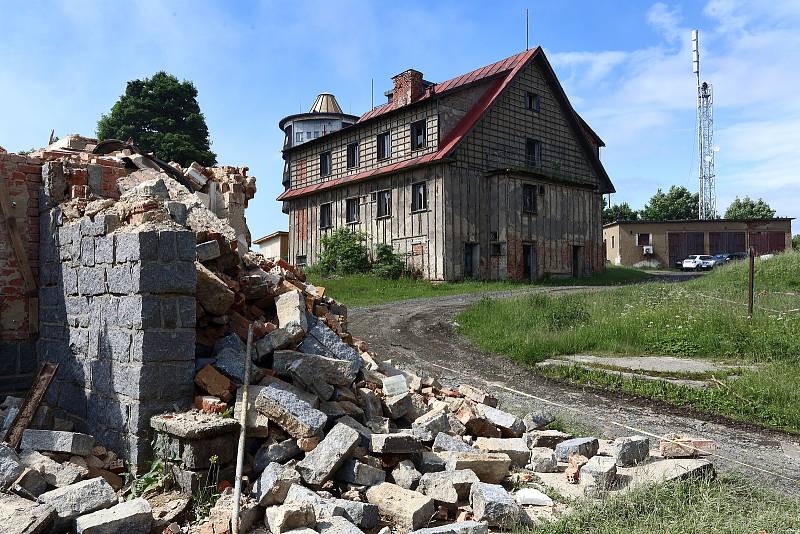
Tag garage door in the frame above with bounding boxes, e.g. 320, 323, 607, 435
749, 232, 786, 255
668, 232, 705, 266
709, 232, 746, 254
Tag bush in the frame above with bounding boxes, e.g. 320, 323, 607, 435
317, 229, 370, 276
372, 243, 404, 279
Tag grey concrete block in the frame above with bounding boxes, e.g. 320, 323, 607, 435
298, 315, 361, 382
21, 429, 94, 456
62, 264, 78, 295
176, 296, 196, 328
115, 232, 158, 263
106, 264, 133, 294
336, 459, 386, 486
131, 330, 195, 362
297, 422, 360, 486
157, 230, 177, 261
433, 433, 477, 453
196, 240, 221, 262
469, 482, 520, 527
166, 201, 188, 225
78, 268, 106, 296
554, 437, 599, 462
0, 443, 23, 489
254, 384, 328, 439
175, 231, 196, 261
410, 521, 488, 534
251, 462, 301, 505
612, 436, 650, 467
370, 432, 423, 454
75, 497, 152, 534
39, 476, 117, 531
0, 492, 55, 533
94, 235, 114, 265
254, 439, 301, 472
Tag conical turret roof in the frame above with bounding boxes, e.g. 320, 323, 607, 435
309, 93, 343, 114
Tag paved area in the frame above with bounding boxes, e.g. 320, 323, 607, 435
349, 285, 800, 495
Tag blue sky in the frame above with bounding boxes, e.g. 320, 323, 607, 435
1, 0, 798, 236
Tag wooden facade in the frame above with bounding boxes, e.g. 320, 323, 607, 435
279, 49, 614, 280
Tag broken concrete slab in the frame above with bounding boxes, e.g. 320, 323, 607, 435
525, 429, 570, 449
365, 482, 435, 532
458, 385, 497, 407
299, 315, 361, 382
75, 497, 152, 534
409, 521, 488, 534
297, 423, 360, 486
317, 516, 365, 534
370, 432, 424, 454
554, 437, 599, 462
382, 375, 408, 397
413, 410, 450, 436
392, 459, 421, 490
432, 433, 477, 453
260, 374, 320, 408
0, 492, 55, 534
474, 437, 530, 467
150, 411, 239, 440
39, 477, 117, 531
265, 500, 317, 534
20, 429, 94, 457
417, 469, 479, 506
522, 410, 555, 431
196, 262, 235, 315
444, 452, 511, 484
659, 435, 715, 458
469, 482, 520, 527
253, 462, 302, 506
20, 450, 83, 487
581, 456, 617, 489
0, 443, 24, 489
336, 459, 386, 486
612, 436, 650, 467
255, 384, 328, 439
474, 404, 524, 437
276, 290, 309, 342
255, 439, 302, 472
527, 447, 558, 473
13, 467, 48, 497
383, 393, 411, 419
627, 458, 715, 489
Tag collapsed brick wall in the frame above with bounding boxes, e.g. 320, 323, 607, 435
39, 208, 197, 464
0, 153, 41, 395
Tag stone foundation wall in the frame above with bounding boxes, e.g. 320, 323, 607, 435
39, 210, 198, 465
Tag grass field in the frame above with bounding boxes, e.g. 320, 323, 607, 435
307, 266, 651, 307
523, 476, 800, 534
458, 252, 800, 433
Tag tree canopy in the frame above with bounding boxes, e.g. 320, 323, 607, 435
723, 196, 776, 220
97, 72, 216, 167
603, 200, 639, 224
639, 186, 699, 221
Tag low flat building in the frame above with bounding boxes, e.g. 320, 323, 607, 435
603, 218, 794, 268
254, 230, 289, 261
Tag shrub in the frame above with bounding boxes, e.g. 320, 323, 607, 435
317, 229, 370, 276
372, 243, 405, 279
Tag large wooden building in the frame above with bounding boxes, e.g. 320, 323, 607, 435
277, 48, 614, 280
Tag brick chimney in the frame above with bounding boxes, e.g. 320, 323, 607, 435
391, 69, 424, 107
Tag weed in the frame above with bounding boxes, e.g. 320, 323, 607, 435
122, 439, 173, 499
191, 454, 222, 521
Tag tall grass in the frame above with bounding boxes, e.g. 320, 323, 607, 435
457, 252, 800, 432
522, 476, 800, 534
308, 266, 651, 307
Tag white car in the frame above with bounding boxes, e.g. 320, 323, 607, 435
682, 255, 715, 271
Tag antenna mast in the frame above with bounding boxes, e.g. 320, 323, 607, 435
693, 29, 716, 219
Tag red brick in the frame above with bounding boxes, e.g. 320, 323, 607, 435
194, 364, 235, 402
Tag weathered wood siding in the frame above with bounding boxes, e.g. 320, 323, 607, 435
286, 166, 447, 280
444, 59, 605, 280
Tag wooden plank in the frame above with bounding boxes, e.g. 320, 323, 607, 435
0, 177, 37, 294
5, 362, 59, 449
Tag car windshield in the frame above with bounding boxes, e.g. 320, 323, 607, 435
699, 255, 713, 260
686, 256, 700, 260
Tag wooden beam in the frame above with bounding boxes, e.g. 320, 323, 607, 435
0, 177, 37, 294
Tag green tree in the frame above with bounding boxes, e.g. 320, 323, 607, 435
603, 200, 639, 224
639, 186, 699, 220
723, 196, 776, 219
372, 243, 405, 279
317, 229, 370, 276
792, 234, 800, 251
97, 72, 216, 167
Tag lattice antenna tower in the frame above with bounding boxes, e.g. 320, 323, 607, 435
693, 29, 716, 219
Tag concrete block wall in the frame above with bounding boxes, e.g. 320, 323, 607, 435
0, 153, 42, 395
39, 210, 197, 465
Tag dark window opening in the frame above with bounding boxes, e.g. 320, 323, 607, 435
320, 151, 332, 177
411, 182, 427, 212
526, 92, 541, 112
296, 255, 307, 267
377, 190, 391, 218
526, 138, 541, 167
346, 142, 359, 169
411, 120, 427, 150
319, 203, 332, 228
377, 131, 391, 160
490, 243, 502, 257
636, 233, 652, 246
346, 198, 360, 224
523, 183, 538, 214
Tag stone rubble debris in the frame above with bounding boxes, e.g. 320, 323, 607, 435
0, 136, 716, 532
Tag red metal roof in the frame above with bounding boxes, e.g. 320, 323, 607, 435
277, 47, 614, 201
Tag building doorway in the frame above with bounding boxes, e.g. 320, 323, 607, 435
572, 245, 584, 278
523, 243, 537, 280
464, 243, 478, 279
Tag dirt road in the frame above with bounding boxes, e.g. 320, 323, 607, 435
349, 285, 800, 495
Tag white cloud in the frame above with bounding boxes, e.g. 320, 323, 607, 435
648, 2, 684, 42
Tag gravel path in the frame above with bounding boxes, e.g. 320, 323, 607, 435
348, 284, 800, 495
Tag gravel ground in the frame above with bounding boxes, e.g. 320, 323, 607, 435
348, 283, 800, 495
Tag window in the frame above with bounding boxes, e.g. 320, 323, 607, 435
346, 198, 360, 224
411, 182, 427, 212
305, 132, 312, 140
376, 190, 391, 218
636, 233, 652, 246
295, 255, 307, 267
295, 132, 303, 144
526, 138, 541, 167
319, 203, 332, 229
411, 120, 427, 150
490, 243, 502, 257
526, 92, 541, 112
523, 184, 538, 214
319, 151, 332, 177
377, 131, 391, 160
346, 142, 359, 169
313, 131, 320, 138
611, 236, 615, 249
